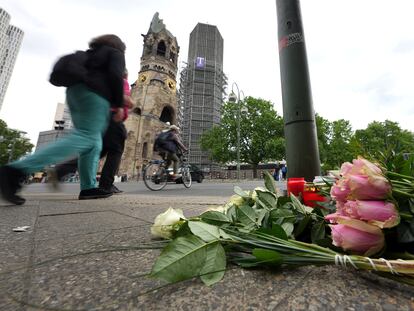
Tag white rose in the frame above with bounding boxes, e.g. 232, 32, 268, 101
151, 207, 186, 239
229, 195, 245, 207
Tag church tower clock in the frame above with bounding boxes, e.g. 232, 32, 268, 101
119, 12, 179, 177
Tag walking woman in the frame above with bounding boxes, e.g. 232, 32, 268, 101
0, 34, 126, 204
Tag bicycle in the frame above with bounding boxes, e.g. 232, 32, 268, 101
143, 152, 192, 191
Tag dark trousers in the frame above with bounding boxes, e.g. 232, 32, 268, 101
56, 119, 127, 190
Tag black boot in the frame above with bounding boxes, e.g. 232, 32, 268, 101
0, 165, 26, 205
78, 188, 113, 200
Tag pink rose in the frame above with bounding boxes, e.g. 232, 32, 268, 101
330, 174, 391, 201
330, 179, 351, 202
340, 158, 383, 178
328, 216, 384, 256
347, 174, 391, 200
342, 200, 399, 228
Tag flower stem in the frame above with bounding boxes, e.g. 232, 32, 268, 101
387, 171, 414, 181
392, 189, 414, 198
400, 212, 414, 219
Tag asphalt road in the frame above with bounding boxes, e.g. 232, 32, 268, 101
23, 179, 287, 197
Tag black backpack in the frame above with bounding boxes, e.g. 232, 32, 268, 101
49, 51, 88, 87
154, 131, 172, 152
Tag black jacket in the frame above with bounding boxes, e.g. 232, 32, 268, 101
84, 45, 125, 108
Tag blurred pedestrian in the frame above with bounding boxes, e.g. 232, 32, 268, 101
0, 34, 126, 205
51, 69, 133, 194
273, 162, 280, 181
281, 165, 287, 180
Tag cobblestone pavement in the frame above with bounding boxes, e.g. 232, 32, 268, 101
1, 192, 414, 311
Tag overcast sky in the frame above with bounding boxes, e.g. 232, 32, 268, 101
1, 0, 414, 144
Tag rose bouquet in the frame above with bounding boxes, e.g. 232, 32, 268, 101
326, 156, 414, 257
148, 156, 414, 286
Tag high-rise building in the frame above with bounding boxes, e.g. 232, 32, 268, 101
180, 23, 227, 170
53, 102, 73, 130
35, 103, 72, 151
0, 8, 23, 111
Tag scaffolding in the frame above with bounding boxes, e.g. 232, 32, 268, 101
179, 23, 228, 170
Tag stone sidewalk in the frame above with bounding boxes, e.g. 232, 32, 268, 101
1, 192, 414, 311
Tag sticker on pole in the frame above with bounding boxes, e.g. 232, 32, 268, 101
279, 32, 304, 51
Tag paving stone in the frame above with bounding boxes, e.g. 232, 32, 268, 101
1, 193, 414, 311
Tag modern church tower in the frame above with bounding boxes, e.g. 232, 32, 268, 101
180, 23, 227, 170
0, 8, 24, 111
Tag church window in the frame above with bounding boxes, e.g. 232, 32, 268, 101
160, 106, 174, 124
157, 41, 166, 57
133, 107, 142, 115
170, 52, 176, 63
142, 142, 148, 158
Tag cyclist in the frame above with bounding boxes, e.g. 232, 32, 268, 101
155, 125, 188, 179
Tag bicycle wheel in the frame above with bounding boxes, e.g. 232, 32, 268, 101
181, 166, 192, 188
143, 163, 168, 191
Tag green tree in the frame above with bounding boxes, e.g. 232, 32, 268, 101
325, 119, 354, 169
315, 114, 331, 168
200, 96, 285, 177
352, 120, 414, 161
0, 119, 33, 165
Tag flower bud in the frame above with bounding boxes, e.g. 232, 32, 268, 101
347, 174, 391, 200
343, 200, 399, 228
229, 194, 245, 207
151, 207, 186, 239
328, 216, 384, 256
340, 157, 383, 177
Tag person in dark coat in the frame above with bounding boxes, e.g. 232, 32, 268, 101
0, 34, 126, 204
51, 70, 133, 194
156, 125, 187, 179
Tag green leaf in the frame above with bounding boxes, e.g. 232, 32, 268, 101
252, 248, 282, 266
231, 254, 261, 268
150, 235, 207, 283
311, 221, 326, 243
257, 223, 288, 240
409, 199, 414, 215
281, 222, 294, 237
200, 211, 231, 225
219, 229, 233, 240
256, 191, 278, 210
256, 209, 268, 226
261, 210, 272, 229
200, 242, 226, 286
188, 221, 221, 242
264, 171, 278, 194
290, 194, 309, 214
174, 221, 191, 238
238, 222, 257, 233
234, 186, 250, 198
236, 204, 257, 225
293, 214, 310, 237
277, 196, 291, 208
226, 205, 237, 222
397, 220, 414, 243
269, 208, 295, 225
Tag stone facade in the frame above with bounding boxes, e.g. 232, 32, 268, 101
119, 13, 179, 178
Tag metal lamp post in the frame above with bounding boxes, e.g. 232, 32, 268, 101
228, 82, 245, 181
276, 0, 321, 180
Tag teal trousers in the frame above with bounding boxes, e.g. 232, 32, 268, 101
11, 84, 110, 190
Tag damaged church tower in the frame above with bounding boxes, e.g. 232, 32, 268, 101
119, 13, 180, 177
